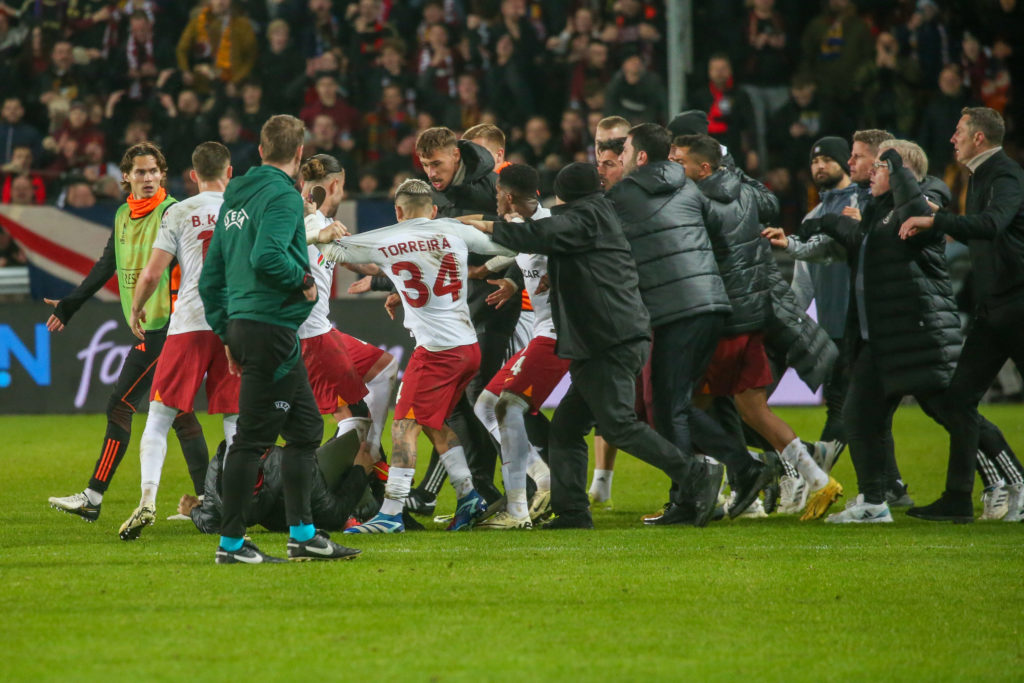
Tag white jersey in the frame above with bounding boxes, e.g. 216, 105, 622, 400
298, 211, 336, 340
152, 190, 223, 335
514, 206, 554, 339
318, 216, 515, 350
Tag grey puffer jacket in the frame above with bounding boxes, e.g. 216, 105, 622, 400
698, 168, 773, 335
607, 160, 731, 327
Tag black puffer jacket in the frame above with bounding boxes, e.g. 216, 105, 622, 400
762, 260, 839, 391
191, 444, 369, 534
817, 161, 962, 397
491, 192, 651, 360
698, 168, 773, 335
607, 160, 731, 326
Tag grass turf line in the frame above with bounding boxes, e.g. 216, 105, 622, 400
0, 406, 1021, 681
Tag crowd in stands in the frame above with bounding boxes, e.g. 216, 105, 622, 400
0, 0, 1022, 268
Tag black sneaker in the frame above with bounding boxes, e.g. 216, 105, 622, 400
649, 501, 696, 526
727, 460, 775, 520
287, 531, 361, 561
690, 460, 725, 528
761, 451, 782, 514
885, 482, 915, 508
404, 488, 437, 516
907, 492, 974, 523
539, 513, 594, 530
215, 540, 287, 564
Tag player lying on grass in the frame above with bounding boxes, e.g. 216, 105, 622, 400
311, 178, 517, 534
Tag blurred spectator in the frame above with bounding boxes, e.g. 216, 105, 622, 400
0, 226, 27, 266
895, 0, 951, 90
3, 173, 41, 205
979, 38, 1012, 113
557, 108, 589, 162
345, 0, 395, 69
417, 23, 461, 112
607, 0, 662, 65
300, 72, 361, 143
511, 115, 558, 171
32, 40, 95, 109
65, 1, 117, 59
740, 0, 792, 165
441, 73, 483, 132
692, 53, 755, 170
1, 96, 42, 162
603, 53, 665, 124
355, 166, 381, 197
158, 88, 210, 175
800, 0, 873, 135
58, 175, 96, 208
176, 0, 258, 93
496, 0, 543, 69
960, 32, 989, 105
108, 12, 173, 102
1, 144, 45, 202
0, 8, 28, 81
361, 84, 413, 164
569, 40, 612, 110
216, 111, 257, 175
256, 19, 304, 113
301, 0, 342, 59
233, 79, 270, 141
854, 31, 921, 137
918, 64, 974, 178
305, 113, 358, 180
78, 137, 117, 183
767, 75, 822, 176
360, 38, 416, 114
484, 34, 533, 128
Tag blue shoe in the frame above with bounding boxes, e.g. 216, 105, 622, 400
447, 491, 487, 531
343, 512, 404, 534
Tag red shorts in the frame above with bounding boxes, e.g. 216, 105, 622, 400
395, 343, 480, 429
700, 332, 774, 396
301, 329, 370, 414
150, 330, 239, 414
485, 336, 570, 412
340, 333, 387, 378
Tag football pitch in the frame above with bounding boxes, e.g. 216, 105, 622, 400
1, 406, 1022, 681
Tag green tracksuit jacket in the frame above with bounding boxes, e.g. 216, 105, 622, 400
199, 164, 313, 337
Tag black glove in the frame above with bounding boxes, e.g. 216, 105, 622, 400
880, 147, 903, 173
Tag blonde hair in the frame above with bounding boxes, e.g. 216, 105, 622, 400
394, 178, 434, 212
879, 139, 928, 181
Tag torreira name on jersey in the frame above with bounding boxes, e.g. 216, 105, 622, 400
317, 217, 516, 350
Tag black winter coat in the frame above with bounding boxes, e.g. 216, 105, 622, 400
607, 161, 731, 326
932, 149, 1024, 318
698, 168, 774, 335
491, 192, 651, 360
190, 446, 369, 534
817, 164, 962, 397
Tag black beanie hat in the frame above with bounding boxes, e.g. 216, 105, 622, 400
667, 110, 709, 138
809, 136, 851, 175
554, 162, 601, 202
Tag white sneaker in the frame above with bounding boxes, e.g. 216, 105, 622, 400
165, 513, 191, 521
529, 488, 552, 521
812, 440, 845, 474
778, 474, 809, 514
1000, 482, 1023, 522
475, 510, 533, 530
825, 499, 893, 523
980, 483, 1009, 520
724, 491, 767, 519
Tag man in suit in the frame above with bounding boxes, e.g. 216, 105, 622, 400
901, 107, 1024, 523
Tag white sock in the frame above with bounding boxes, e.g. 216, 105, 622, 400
497, 392, 530, 505
473, 390, 501, 443
222, 414, 238, 449
440, 446, 474, 498
139, 401, 176, 506
84, 488, 103, 505
382, 466, 415, 516
589, 469, 614, 501
334, 416, 370, 441
507, 487, 529, 519
527, 449, 550, 491
365, 357, 397, 457
782, 438, 827, 490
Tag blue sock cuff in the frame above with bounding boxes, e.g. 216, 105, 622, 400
220, 536, 244, 552
290, 523, 315, 542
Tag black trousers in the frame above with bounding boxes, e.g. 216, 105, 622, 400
549, 340, 701, 518
219, 319, 323, 539
87, 325, 208, 495
935, 308, 1024, 494
820, 337, 849, 443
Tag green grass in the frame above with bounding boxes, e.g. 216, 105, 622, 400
1, 406, 1022, 681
